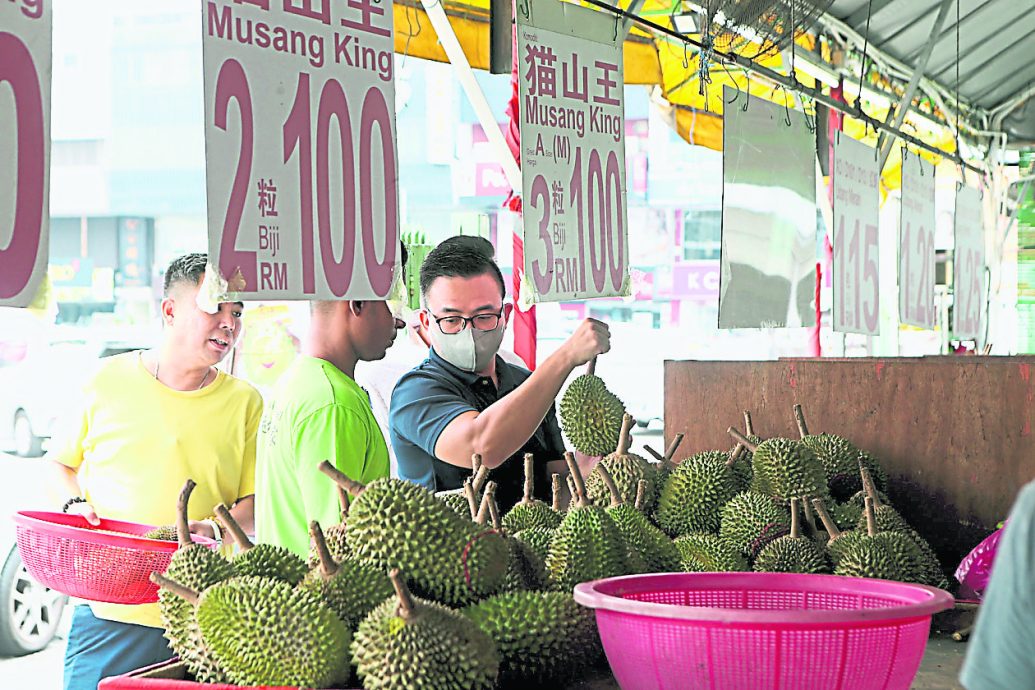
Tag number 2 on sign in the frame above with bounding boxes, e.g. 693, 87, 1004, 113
214, 59, 398, 296
902, 222, 934, 326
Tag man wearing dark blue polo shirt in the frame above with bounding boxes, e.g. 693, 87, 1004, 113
389, 237, 610, 511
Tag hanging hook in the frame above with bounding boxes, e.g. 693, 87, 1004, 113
720, 60, 741, 105
782, 87, 792, 128
742, 72, 751, 111
682, 42, 689, 69
518, 0, 529, 20
613, 13, 620, 42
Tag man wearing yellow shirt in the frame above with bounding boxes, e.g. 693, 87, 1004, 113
255, 247, 406, 557
49, 253, 263, 690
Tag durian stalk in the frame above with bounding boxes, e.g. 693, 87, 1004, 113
388, 569, 415, 620
663, 433, 685, 463
793, 404, 809, 439
587, 356, 597, 376
616, 413, 635, 455
634, 480, 648, 511
520, 454, 535, 506
864, 496, 877, 537
487, 494, 502, 532
564, 452, 589, 508
463, 478, 479, 520
859, 466, 882, 507
150, 572, 199, 606
728, 444, 745, 464
727, 427, 759, 453
472, 464, 490, 495
176, 479, 196, 549
643, 445, 665, 462
566, 475, 577, 504
336, 485, 350, 519
318, 461, 366, 497
744, 411, 755, 437
802, 496, 818, 534
214, 503, 254, 551
476, 482, 497, 526
811, 498, 842, 541
789, 498, 800, 539
551, 474, 563, 512
471, 453, 483, 477
309, 520, 339, 579
594, 464, 622, 508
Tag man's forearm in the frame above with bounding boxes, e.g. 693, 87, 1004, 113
443, 350, 575, 468
50, 461, 83, 506
229, 495, 255, 536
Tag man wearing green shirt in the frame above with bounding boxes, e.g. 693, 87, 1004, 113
255, 252, 406, 556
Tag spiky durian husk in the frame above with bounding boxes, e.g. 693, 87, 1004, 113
799, 433, 863, 501
719, 492, 791, 559
344, 478, 509, 606
196, 576, 351, 688
354, 590, 499, 690
673, 533, 747, 572
307, 523, 350, 569
749, 438, 828, 502
585, 454, 658, 511
753, 536, 829, 574
607, 503, 681, 573
654, 452, 738, 536
559, 374, 626, 456
502, 500, 562, 532
546, 505, 628, 591
464, 591, 602, 686
514, 527, 555, 565
298, 557, 394, 628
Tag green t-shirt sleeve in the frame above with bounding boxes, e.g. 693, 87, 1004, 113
292, 403, 375, 528
237, 387, 263, 500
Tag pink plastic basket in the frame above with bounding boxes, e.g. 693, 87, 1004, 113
13, 511, 216, 605
574, 572, 954, 690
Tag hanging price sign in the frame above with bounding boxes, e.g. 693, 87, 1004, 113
0, 0, 51, 307
517, 0, 629, 302
202, 0, 399, 300
953, 186, 984, 340
898, 151, 936, 329
832, 135, 879, 335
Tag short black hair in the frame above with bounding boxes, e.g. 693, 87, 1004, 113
419, 236, 505, 299
163, 253, 207, 296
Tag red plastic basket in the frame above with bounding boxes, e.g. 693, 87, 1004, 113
13, 511, 216, 605
574, 572, 954, 690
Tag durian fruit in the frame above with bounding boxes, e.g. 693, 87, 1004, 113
585, 414, 658, 510
719, 491, 791, 559
484, 483, 547, 592
673, 533, 747, 572
502, 454, 562, 532
856, 469, 947, 588
464, 590, 602, 686
792, 404, 864, 501
214, 504, 307, 585
599, 473, 681, 573
811, 498, 866, 564
143, 525, 179, 542
436, 489, 473, 518
299, 521, 393, 629
559, 357, 626, 456
308, 484, 351, 568
514, 526, 555, 565
546, 453, 629, 591
753, 498, 829, 574
654, 450, 739, 537
729, 427, 829, 505
834, 498, 925, 583
837, 486, 891, 529
857, 449, 889, 493
439, 461, 489, 520
157, 480, 236, 684
320, 462, 508, 606
352, 569, 499, 690
153, 572, 351, 688
643, 432, 685, 487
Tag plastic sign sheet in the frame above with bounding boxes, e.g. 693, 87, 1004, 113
899, 151, 936, 330
202, 0, 400, 300
832, 135, 879, 335
517, 0, 629, 303
719, 87, 816, 329
0, 0, 51, 308
953, 186, 985, 341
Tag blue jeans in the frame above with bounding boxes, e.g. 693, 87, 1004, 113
63, 605, 173, 690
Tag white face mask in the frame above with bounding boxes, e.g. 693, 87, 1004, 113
429, 321, 506, 372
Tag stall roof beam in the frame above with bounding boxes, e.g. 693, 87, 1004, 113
876, 0, 954, 170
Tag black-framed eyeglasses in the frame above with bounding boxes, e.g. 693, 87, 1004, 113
428, 310, 503, 335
